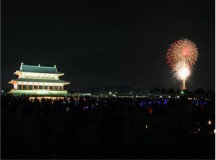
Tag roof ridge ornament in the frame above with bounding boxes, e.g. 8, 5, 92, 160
20, 62, 24, 70
54, 65, 58, 72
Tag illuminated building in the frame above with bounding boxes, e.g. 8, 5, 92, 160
9, 63, 70, 96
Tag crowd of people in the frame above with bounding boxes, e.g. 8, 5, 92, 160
1, 94, 215, 159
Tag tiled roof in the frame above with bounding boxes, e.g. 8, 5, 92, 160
11, 78, 69, 84
20, 64, 61, 73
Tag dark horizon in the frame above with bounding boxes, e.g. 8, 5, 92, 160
2, 0, 215, 91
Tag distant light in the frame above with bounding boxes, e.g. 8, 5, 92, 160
214, 129, 216, 134
198, 128, 200, 132
149, 108, 153, 114
66, 107, 70, 112
159, 96, 162, 98
145, 124, 148, 129
181, 91, 184, 94
1, 90, 3, 93
109, 91, 112, 95
208, 120, 212, 125
168, 96, 171, 98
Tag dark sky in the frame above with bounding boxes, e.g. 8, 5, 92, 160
2, 0, 215, 91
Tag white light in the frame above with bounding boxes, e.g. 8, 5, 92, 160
208, 120, 212, 125
177, 67, 190, 80
214, 129, 216, 134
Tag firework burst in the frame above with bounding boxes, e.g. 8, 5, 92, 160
166, 38, 198, 90
167, 39, 198, 69
173, 61, 191, 80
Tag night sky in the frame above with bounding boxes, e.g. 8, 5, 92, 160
2, 0, 215, 91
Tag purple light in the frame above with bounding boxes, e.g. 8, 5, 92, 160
83, 106, 89, 110
139, 102, 145, 107
164, 99, 168, 105
204, 101, 207, 105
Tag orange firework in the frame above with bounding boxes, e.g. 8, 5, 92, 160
167, 39, 198, 69
166, 38, 198, 90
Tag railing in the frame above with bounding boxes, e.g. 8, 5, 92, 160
9, 89, 68, 95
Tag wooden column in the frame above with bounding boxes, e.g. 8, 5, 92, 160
38, 84, 39, 90
21, 84, 23, 90
27, 85, 29, 90
62, 85, 64, 91
43, 84, 44, 90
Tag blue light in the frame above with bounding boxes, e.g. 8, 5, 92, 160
139, 102, 145, 107
203, 101, 207, 105
164, 99, 168, 105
